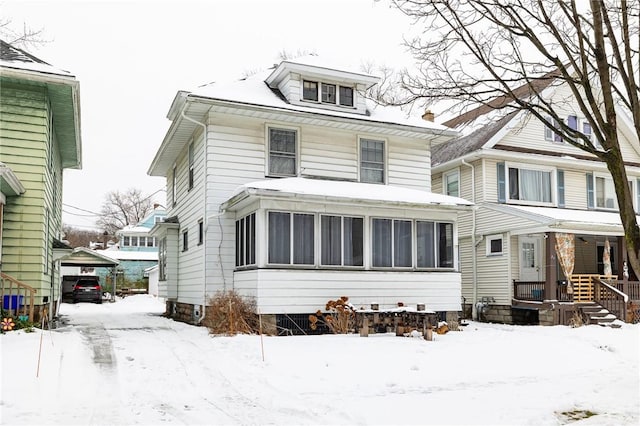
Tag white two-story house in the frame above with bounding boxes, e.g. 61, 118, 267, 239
148, 56, 472, 331
432, 81, 640, 325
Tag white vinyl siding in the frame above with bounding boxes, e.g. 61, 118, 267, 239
234, 269, 462, 314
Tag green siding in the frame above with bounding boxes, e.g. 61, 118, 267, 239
0, 79, 63, 301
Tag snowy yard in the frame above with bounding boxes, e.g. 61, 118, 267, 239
1, 295, 638, 425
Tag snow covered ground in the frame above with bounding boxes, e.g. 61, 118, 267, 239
1, 295, 638, 425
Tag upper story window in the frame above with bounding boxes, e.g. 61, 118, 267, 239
268, 127, 297, 177
172, 165, 177, 206
303, 81, 318, 101
302, 79, 355, 107
182, 229, 189, 252
360, 138, 385, 184
544, 116, 563, 143
188, 141, 195, 191
498, 163, 554, 205
587, 173, 618, 210
444, 170, 460, 197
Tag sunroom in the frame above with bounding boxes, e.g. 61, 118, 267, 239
221, 177, 473, 317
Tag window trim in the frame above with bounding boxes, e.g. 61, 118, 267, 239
265, 125, 300, 177
358, 137, 387, 184
486, 234, 504, 256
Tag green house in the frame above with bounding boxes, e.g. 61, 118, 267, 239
0, 39, 81, 321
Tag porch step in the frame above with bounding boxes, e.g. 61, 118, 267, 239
580, 303, 618, 326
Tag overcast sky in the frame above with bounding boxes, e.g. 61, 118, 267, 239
2, 0, 416, 230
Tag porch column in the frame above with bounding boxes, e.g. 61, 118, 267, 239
545, 232, 558, 300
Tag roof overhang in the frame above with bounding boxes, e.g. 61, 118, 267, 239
60, 247, 120, 267
221, 177, 473, 212
148, 94, 459, 177
0, 162, 26, 199
485, 204, 630, 236
265, 59, 380, 89
0, 66, 82, 169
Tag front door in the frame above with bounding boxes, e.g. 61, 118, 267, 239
520, 236, 543, 281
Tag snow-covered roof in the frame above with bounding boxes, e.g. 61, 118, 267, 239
185, 63, 454, 134
100, 250, 158, 262
488, 204, 633, 235
0, 39, 75, 79
223, 177, 473, 210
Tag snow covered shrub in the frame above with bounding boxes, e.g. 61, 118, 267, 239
203, 291, 258, 335
309, 296, 356, 334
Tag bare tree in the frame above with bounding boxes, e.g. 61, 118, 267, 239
96, 188, 153, 235
387, 0, 640, 275
0, 16, 48, 49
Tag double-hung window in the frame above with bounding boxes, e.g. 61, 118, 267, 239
360, 138, 385, 184
321, 215, 364, 266
268, 212, 314, 265
444, 170, 460, 197
268, 127, 297, 176
544, 116, 563, 143
587, 174, 617, 210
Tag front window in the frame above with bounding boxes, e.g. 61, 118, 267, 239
268, 128, 297, 176
321, 215, 364, 266
360, 139, 385, 184
444, 170, 460, 197
268, 212, 314, 265
508, 167, 552, 204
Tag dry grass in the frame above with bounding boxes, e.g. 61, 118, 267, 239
203, 290, 258, 335
309, 296, 356, 334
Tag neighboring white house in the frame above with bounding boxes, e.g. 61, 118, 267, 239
148, 56, 472, 330
431, 79, 640, 325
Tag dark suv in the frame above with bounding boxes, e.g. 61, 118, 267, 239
72, 279, 103, 304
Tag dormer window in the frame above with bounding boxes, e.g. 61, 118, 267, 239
322, 83, 336, 103
302, 79, 355, 107
339, 86, 353, 106
303, 81, 318, 101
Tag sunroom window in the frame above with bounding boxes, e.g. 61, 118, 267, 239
236, 213, 255, 267
268, 212, 314, 265
320, 215, 363, 266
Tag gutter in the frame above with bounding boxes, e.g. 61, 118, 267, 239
180, 105, 209, 325
461, 159, 479, 320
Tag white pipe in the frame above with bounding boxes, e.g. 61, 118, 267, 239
461, 159, 479, 320
180, 107, 209, 324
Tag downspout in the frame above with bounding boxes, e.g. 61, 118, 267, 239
180, 107, 209, 324
461, 159, 479, 320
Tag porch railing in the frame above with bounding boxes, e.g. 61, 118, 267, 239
512, 280, 572, 301
569, 274, 615, 303
594, 278, 628, 323
610, 280, 640, 302
0, 272, 36, 322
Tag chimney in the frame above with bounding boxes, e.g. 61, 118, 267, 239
422, 109, 435, 122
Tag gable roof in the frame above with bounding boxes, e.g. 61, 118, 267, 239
0, 39, 82, 169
